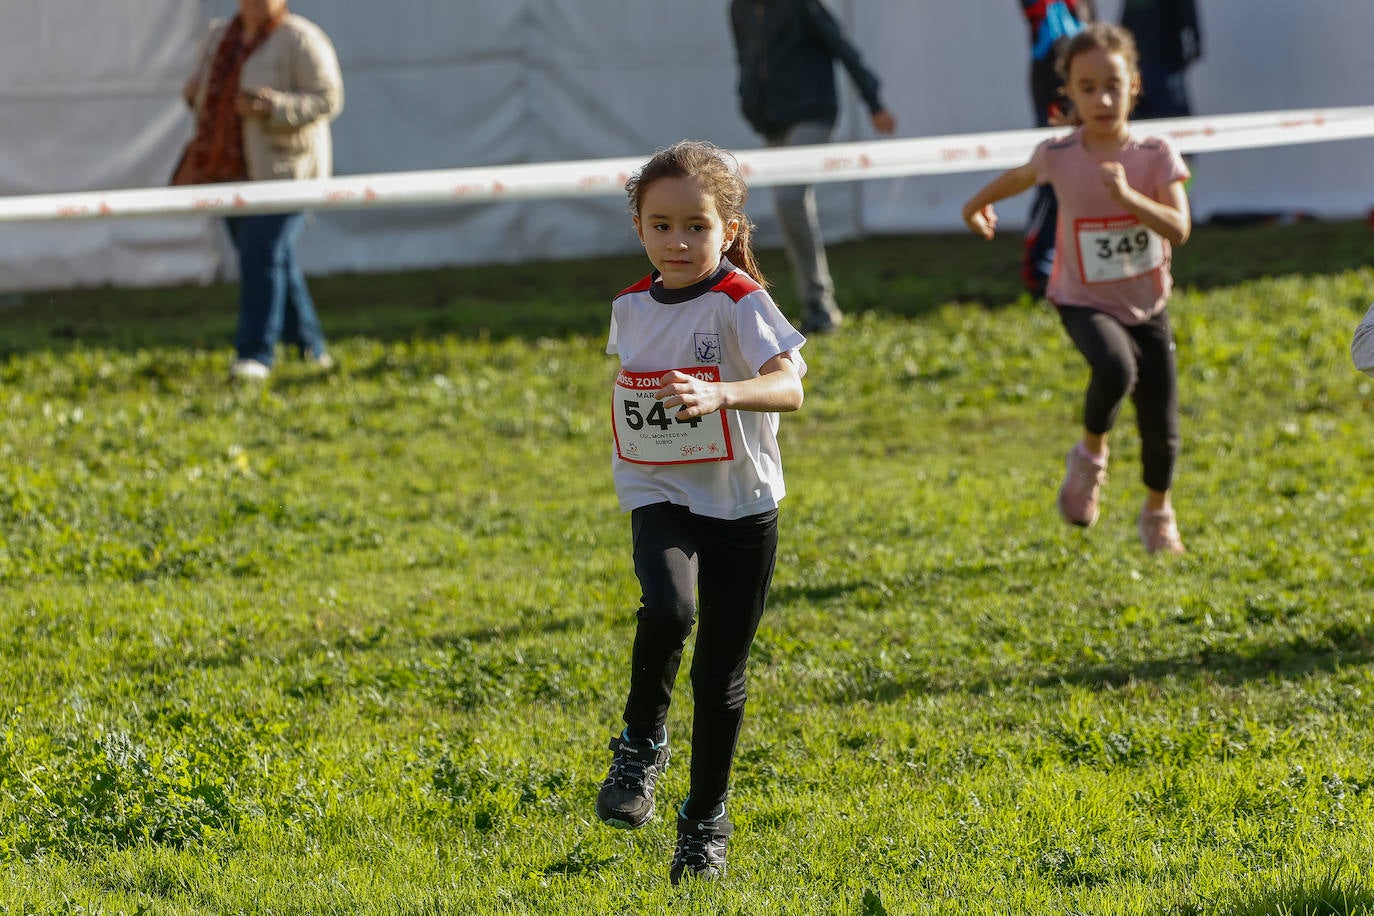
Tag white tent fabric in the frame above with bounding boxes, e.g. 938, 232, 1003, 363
859, 0, 1374, 233
1, 0, 1371, 293
0, 1, 223, 292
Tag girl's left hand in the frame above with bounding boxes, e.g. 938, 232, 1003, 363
657, 370, 723, 419
1100, 162, 1131, 202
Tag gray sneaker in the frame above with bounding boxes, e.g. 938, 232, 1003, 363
669, 804, 733, 886
595, 732, 669, 829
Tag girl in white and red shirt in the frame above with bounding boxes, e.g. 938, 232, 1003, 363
1353, 302, 1374, 376
596, 140, 806, 885
962, 22, 1192, 555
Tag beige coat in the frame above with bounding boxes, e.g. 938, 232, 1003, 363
186, 14, 344, 181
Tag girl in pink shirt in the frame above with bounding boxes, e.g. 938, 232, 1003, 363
962, 22, 1192, 555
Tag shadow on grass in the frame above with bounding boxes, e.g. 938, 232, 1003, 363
0, 250, 645, 359
769, 579, 870, 606
428, 616, 588, 647
771, 219, 1373, 320
2, 221, 1369, 357
817, 619, 1374, 707
1167, 869, 1374, 916
1013, 621, 1374, 693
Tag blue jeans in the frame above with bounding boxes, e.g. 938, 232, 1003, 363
225, 212, 326, 366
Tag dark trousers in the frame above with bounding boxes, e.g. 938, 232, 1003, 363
622, 502, 778, 814
1023, 184, 1058, 297
1056, 305, 1180, 492
765, 120, 842, 330
1024, 62, 1065, 297
1134, 61, 1193, 121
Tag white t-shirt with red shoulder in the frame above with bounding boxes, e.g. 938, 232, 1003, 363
607, 260, 807, 520
1353, 301, 1374, 377
1032, 127, 1191, 325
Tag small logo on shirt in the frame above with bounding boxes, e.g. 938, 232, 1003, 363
694, 332, 721, 364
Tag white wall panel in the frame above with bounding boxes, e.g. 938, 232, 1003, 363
1, 0, 1370, 292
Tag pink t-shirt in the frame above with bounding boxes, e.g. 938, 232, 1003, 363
1031, 128, 1190, 325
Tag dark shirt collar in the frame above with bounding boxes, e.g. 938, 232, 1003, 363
649, 263, 732, 305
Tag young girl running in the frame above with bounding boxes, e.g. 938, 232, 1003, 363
597, 140, 806, 884
1353, 302, 1374, 376
962, 22, 1192, 554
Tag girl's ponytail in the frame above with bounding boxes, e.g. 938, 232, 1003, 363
725, 220, 768, 290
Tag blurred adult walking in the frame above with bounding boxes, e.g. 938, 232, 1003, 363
1120, 0, 1202, 122
729, 0, 896, 335
175, 0, 343, 380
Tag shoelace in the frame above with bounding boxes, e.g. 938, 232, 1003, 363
1072, 463, 1105, 483
1143, 516, 1178, 541
606, 754, 655, 790
672, 833, 715, 870
1068, 463, 1105, 493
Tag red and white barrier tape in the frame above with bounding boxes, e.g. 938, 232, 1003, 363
1, 106, 1371, 223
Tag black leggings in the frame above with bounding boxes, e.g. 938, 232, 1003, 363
622, 502, 778, 814
1056, 305, 1180, 493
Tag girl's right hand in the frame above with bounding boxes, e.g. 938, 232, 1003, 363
963, 203, 998, 240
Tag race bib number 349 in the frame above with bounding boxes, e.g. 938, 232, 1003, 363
1075, 216, 1164, 284
612, 367, 734, 465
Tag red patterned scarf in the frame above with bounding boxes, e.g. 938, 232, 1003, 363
173, 15, 281, 185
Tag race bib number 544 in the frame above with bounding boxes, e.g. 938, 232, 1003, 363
1076, 216, 1164, 284
612, 367, 734, 465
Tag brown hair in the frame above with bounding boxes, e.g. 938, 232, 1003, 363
625, 140, 768, 289
1056, 22, 1141, 84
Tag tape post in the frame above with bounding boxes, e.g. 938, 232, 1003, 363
0, 106, 1371, 224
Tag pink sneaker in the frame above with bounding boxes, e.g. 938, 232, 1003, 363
1138, 506, 1186, 555
1057, 442, 1107, 527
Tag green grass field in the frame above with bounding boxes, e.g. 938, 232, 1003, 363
2, 220, 1373, 914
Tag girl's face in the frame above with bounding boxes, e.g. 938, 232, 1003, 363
1064, 46, 1139, 139
634, 176, 738, 289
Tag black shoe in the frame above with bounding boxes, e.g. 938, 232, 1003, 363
669, 804, 733, 886
800, 313, 843, 335
595, 732, 669, 829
